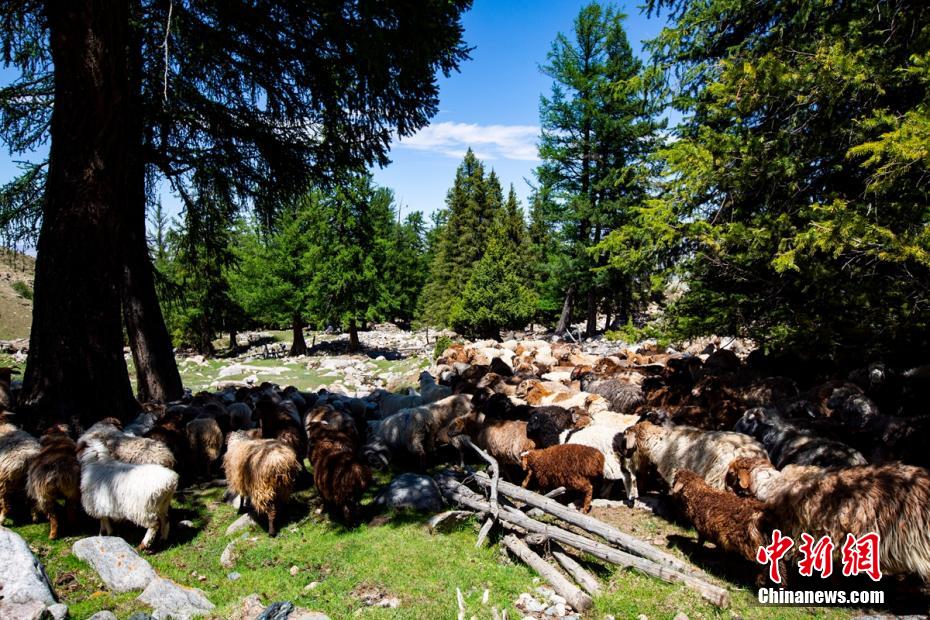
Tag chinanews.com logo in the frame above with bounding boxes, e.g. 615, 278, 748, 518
755, 529, 885, 606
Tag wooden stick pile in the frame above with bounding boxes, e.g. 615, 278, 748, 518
436, 443, 730, 611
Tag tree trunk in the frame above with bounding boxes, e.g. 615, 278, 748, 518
555, 284, 576, 336
21, 0, 137, 431
348, 320, 360, 353
229, 330, 238, 351
289, 314, 308, 356
585, 288, 597, 338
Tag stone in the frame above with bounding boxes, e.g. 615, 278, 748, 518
544, 602, 567, 616
220, 538, 241, 568
226, 513, 259, 536
0, 527, 57, 619
47, 603, 68, 620
673, 614, 689, 620
228, 572, 242, 581
178, 520, 195, 528
515, 593, 547, 614
231, 594, 330, 620
73, 536, 157, 593
137, 577, 214, 619
289, 565, 300, 576
88, 612, 119, 620
304, 582, 321, 591
373, 473, 444, 513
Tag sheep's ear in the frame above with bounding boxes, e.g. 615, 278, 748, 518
738, 467, 751, 490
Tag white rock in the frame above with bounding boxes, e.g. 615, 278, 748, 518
47, 603, 68, 620
88, 612, 118, 620
225, 513, 258, 536
72, 536, 157, 593
0, 527, 57, 618
673, 614, 689, 620
138, 576, 215, 619
289, 565, 300, 576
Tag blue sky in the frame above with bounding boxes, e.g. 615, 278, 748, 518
0, 1, 671, 226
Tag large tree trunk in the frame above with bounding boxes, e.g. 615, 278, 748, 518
585, 287, 597, 338
348, 320, 360, 353
289, 314, 308, 356
22, 0, 137, 431
554, 283, 576, 336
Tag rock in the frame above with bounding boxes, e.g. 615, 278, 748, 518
220, 538, 241, 568
226, 513, 259, 536
178, 520, 195, 528
289, 565, 300, 576
137, 577, 215, 619
544, 602, 567, 616
0, 527, 57, 618
374, 473, 444, 513
673, 614, 689, 620
304, 582, 320, 591
47, 603, 68, 619
535, 586, 555, 600
228, 572, 242, 581
549, 594, 567, 606
231, 594, 330, 620
73, 536, 157, 593
515, 593, 547, 614
88, 612, 119, 620
636, 615, 647, 620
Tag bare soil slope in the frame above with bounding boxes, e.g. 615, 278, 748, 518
0, 249, 34, 340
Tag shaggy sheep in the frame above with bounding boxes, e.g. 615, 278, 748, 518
223, 430, 301, 536
365, 395, 472, 468
670, 470, 772, 568
369, 389, 423, 419
227, 401, 254, 431
79, 438, 178, 549
576, 372, 645, 414
420, 371, 453, 404
444, 412, 535, 466
186, 417, 224, 480
733, 407, 866, 468
145, 411, 188, 471
256, 396, 308, 461
26, 424, 81, 539
306, 410, 371, 523
0, 412, 40, 522
525, 406, 575, 449
520, 444, 604, 513
619, 421, 768, 500
725, 455, 807, 502
0, 367, 13, 411
78, 418, 175, 469
559, 417, 639, 496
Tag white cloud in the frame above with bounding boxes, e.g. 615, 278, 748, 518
398, 121, 540, 161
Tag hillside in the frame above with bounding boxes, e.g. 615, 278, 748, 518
0, 249, 34, 340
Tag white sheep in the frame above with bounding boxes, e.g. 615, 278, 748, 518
619, 420, 768, 500
79, 438, 178, 549
558, 415, 639, 495
78, 418, 175, 469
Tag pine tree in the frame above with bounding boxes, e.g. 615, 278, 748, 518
419, 149, 504, 326
536, 1, 662, 336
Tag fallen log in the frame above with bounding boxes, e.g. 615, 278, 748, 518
551, 544, 600, 595
473, 471, 694, 575
441, 477, 729, 608
502, 535, 593, 612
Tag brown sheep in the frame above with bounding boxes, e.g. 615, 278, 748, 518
306, 407, 371, 523
670, 469, 771, 566
223, 431, 301, 537
26, 424, 81, 539
0, 411, 40, 523
520, 444, 604, 513
444, 413, 535, 466
185, 417, 224, 481
256, 397, 308, 462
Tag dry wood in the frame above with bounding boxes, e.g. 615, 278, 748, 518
502, 535, 593, 612
476, 516, 495, 547
473, 471, 695, 575
442, 477, 730, 608
551, 544, 600, 595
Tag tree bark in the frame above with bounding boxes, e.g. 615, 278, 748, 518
289, 314, 308, 356
554, 283, 576, 336
22, 0, 137, 430
585, 288, 597, 337
348, 320, 360, 352
229, 330, 238, 352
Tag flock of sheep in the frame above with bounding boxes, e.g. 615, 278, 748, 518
1, 338, 930, 596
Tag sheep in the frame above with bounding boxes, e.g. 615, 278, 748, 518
0, 412, 40, 523
369, 388, 423, 419
186, 417, 224, 481
576, 372, 645, 414
145, 411, 188, 471
79, 438, 177, 549
670, 470, 772, 570
525, 406, 575, 449
227, 401, 254, 430
619, 421, 768, 500
559, 418, 639, 496
732, 459, 930, 583
26, 424, 81, 539
520, 444, 604, 513
420, 371, 452, 404
78, 418, 175, 469
124, 402, 165, 436
365, 395, 472, 468
443, 412, 535, 466
305, 410, 371, 523
223, 430, 301, 536
256, 396, 308, 460
725, 455, 809, 502
734, 407, 867, 468
0, 366, 13, 411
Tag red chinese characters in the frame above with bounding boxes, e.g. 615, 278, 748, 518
756, 529, 794, 584
841, 533, 882, 582
757, 531, 882, 582
797, 533, 835, 578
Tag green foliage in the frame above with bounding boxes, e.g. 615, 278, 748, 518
605, 319, 671, 348
432, 335, 456, 361
535, 2, 665, 332
631, 0, 930, 361
10, 280, 31, 300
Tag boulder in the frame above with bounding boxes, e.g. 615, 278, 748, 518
72, 536, 157, 593
373, 473, 444, 513
137, 577, 214, 619
232, 594, 330, 620
88, 612, 119, 620
0, 526, 57, 618
226, 513, 259, 536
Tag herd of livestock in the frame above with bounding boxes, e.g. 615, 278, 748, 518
2, 338, 930, 592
